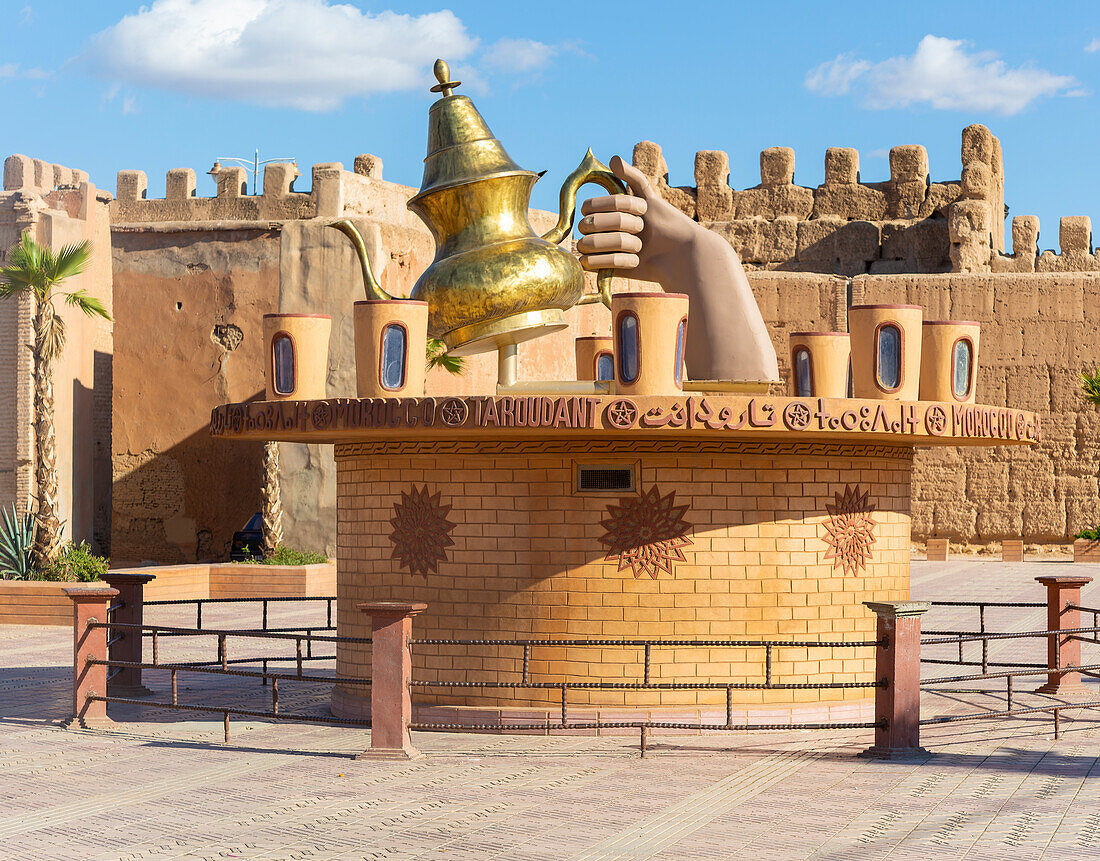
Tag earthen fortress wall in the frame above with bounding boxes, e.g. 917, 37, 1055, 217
4, 120, 1097, 560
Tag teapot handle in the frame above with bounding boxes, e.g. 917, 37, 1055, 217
541, 149, 629, 309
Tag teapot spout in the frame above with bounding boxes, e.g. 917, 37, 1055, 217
329, 219, 394, 301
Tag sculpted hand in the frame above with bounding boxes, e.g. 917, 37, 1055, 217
575, 155, 780, 383
577, 156, 698, 284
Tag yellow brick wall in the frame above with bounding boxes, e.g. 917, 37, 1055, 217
332, 442, 911, 712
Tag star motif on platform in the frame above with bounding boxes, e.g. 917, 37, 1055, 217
599, 485, 693, 578
389, 485, 456, 576
822, 484, 876, 576
606, 399, 638, 429
440, 398, 468, 426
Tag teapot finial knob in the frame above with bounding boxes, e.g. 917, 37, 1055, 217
430, 58, 461, 97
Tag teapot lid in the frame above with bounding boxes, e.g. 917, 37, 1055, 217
410, 60, 536, 205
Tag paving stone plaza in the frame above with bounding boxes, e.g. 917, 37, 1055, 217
3, 558, 1100, 861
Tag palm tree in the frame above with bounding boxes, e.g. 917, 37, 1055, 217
1082, 368, 1100, 406
0, 233, 109, 569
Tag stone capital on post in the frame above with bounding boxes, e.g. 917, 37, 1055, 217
861, 600, 931, 759
101, 571, 156, 697
63, 585, 120, 728
356, 600, 428, 760
1035, 575, 1094, 695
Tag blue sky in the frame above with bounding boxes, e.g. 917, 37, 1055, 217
3, 0, 1099, 252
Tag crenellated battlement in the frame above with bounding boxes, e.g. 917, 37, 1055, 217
1, 154, 107, 227
631, 125, 1009, 276
110, 154, 403, 225
3, 153, 91, 194
991, 215, 1099, 273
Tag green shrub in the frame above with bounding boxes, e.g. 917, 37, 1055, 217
1075, 528, 1100, 541
33, 541, 108, 582
242, 545, 328, 566
0, 503, 35, 580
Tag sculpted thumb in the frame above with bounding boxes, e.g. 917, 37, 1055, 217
610, 156, 653, 200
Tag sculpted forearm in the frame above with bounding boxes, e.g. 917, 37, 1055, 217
670, 233, 779, 382
578, 157, 779, 383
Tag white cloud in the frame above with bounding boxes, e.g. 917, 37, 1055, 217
482, 38, 558, 73
0, 62, 51, 80
1088, 38, 1100, 53
19, 5, 32, 26
805, 53, 869, 96
82, 0, 480, 111
806, 35, 1077, 115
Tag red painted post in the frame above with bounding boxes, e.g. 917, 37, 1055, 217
862, 601, 930, 759
63, 585, 119, 727
101, 571, 156, 696
355, 601, 428, 760
1035, 575, 1093, 695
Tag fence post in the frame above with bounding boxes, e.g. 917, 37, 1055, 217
862, 601, 930, 759
1035, 575, 1093, 695
101, 571, 156, 696
355, 601, 428, 760
63, 585, 120, 727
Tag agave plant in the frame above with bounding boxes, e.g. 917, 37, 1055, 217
0, 503, 35, 579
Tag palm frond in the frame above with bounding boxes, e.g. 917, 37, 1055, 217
61, 290, 111, 320
1082, 369, 1100, 406
50, 241, 91, 283
426, 337, 465, 375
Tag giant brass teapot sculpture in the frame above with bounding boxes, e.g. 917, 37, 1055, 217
332, 60, 627, 357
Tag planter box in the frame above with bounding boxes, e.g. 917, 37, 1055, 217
926, 538, 949, 561
0, 561, 335, 626
0, 581, 74, 626
1002, 539, 1024, 562
1074, 539, 1100, 563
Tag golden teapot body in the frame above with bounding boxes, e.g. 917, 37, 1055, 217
332, 61, 625, 358
409, 172, 585, 356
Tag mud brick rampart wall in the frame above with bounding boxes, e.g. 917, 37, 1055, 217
6, 119, 1100, 561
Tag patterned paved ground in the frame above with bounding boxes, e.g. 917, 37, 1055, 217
3, 559, 1100, 860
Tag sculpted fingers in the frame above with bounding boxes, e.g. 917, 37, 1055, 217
581, 194, 647, 217
579, 252, 640, 271
576, 232, 642, 255
577, 211, 645, 235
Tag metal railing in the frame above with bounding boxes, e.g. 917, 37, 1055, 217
407, 635, 885, 754
87, 619, 885, 755
919, 623, 1100, 738
87, 620, 370, 741
920, 600, 1047, 673
144, 595, 336, 635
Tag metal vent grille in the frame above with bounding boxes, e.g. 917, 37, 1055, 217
577, 465, 634, 492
